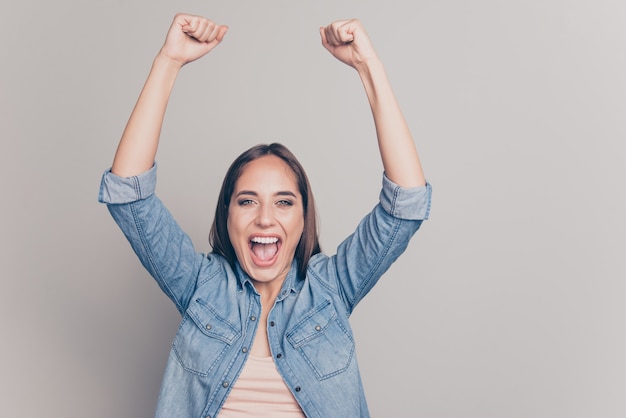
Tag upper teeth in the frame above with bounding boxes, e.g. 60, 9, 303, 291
251, 237, 279, 244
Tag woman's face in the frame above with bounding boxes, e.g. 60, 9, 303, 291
227, 155, 304, 287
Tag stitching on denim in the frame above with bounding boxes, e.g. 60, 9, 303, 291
205, 319, 250, 411
131, 175, 141, 200
295, 317, 355, 380
130, 202, 183, 313
308, 266, 337, 294
172, 315, 232, 378
189, 298, 240, 341
330, 258, 353, 316
389, 184, 400, 216
424, 183, 432, 218
196, 263, 223, 287
352, 198, 402, 308
201, 296, 258, 410
285, 300, 332, 345
352, 221, 400, 304
285, 302, 355, 380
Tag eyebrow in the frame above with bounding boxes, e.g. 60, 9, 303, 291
235, 190, 298, 198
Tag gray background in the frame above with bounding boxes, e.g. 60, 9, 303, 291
1, 0, 624, 417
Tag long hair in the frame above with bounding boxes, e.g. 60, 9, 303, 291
209, 143, 321, 279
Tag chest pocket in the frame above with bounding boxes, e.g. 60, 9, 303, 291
172, 298, 241, 377
286, 300, 354, 380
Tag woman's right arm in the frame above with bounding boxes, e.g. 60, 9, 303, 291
101, 15, 228, 313
111, 14, 228, 177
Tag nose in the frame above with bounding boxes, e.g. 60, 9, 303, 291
255, 204, 275, 227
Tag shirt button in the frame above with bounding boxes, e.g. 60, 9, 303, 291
250, 316, 257, 321
270, 321, 275, 327
295, 386, 301, 392
242, 347, 248, 353
314, 325, 321, 331
222, 381, 229, 388
276, 353, 282, 359
205, 324, 212, 330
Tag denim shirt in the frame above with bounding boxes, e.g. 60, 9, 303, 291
99, 164, 431, 418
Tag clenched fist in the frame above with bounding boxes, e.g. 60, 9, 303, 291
159, 14, 228, 67
320, 19, 379, 69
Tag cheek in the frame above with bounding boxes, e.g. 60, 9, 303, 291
297, 218, 305, 236
288, 214, 305, 241
226, 209, 242, 246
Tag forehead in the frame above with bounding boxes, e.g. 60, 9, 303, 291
234, 155, 299, 193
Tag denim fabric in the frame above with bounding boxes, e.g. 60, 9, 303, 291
99, 164, 431, 418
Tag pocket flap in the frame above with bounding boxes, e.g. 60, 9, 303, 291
187, 298, 240, 345
287, 300, 336, 348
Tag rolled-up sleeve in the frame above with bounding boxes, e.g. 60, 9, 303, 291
98, 164, 157, 204
97, 163, 202, 313
379, 173, 432, 220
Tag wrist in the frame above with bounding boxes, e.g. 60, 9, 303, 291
355, 57, 387, 90
154, 49, 185, 72
354, 56, 385, 79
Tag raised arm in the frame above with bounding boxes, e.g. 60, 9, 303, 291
320, 19, 426, 188
111, 14, 228, 177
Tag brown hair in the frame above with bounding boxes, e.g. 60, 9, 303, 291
209, 143, 321, 279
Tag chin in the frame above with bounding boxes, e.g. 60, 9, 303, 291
243, 260, 291, 285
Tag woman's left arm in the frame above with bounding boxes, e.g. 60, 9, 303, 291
320, 19, 426, 188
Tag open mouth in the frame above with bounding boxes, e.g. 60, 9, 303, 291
249, 236, 281, 266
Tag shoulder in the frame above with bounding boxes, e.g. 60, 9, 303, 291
304, 252, 338, 289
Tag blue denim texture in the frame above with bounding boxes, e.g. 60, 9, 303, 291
99, 164, 431, 418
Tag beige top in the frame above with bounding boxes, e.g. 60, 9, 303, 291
219, 355, 306, 417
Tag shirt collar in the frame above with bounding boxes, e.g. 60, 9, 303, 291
235, 260, 300, 299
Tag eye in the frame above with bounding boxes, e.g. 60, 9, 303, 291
276, 199, 294, 207
237, 199, 255, 206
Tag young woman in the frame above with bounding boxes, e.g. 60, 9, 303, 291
99, 13, 431, 418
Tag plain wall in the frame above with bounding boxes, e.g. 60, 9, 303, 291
1, 0, 624, 416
